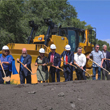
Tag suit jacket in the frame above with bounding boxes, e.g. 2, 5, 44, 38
61, 51, 74, 72
102, 51, 110, 68
19, 54, 32, 76
48, 52, 61, 67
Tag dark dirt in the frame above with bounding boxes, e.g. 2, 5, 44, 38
0, 80, 110, 110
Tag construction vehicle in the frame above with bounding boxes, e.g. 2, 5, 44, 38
6, 19, 96, 84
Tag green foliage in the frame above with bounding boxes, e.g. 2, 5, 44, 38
97, 40, 110, 51
0, 0, 109, 51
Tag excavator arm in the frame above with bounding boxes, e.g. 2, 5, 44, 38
28, 21, 38, 44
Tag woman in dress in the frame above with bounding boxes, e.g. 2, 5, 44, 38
35, 48, 49, 83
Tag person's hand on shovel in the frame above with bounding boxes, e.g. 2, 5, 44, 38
70, 62, 72, 66
80, 66, 83, 70
17, 58, 19, 61
35, 62, 37, 66
87, 55, 90, 59
24, 64, 27, 67
42, 63, 46, 66
103, 58, 106, 61
0, 61, 2, 65
56, 66, 59, 69
60, 58, 63, 61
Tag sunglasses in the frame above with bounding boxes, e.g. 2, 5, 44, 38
4, 50, 9, 52
96, 47, 99, 48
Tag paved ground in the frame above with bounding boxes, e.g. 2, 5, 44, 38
0, 80, 110, 110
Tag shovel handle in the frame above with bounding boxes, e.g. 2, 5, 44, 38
51, 65, 64, 72
61, 60, 77, 68
18, 60, 32, 73
89, 59, 110, 73
36, 65, 38, 83
0, 61, 6, 77
74, 62, 91, 76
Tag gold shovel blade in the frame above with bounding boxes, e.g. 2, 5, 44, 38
2, 76, 10, 82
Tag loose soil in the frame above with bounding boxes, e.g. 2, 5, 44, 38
0, 80, 110, 110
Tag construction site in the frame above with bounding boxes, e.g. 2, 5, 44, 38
0, 0, 110, 110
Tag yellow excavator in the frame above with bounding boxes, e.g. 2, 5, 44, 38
6, 19, 96, 84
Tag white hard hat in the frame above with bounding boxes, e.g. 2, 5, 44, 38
65, 44, 71, 50
39, 48, 45, 53
50, 44, 56, 49
2, 45, 9, 50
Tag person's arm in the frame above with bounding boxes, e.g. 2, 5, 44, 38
35, 57, 39, 66
87, 51, 93, 59
101, 59, 104, 67
3, 57, 12, 65
57, 54, 61, 68
81, 55, 86, 69
101, 52, 104, 67
70, 52, 74, 64
48, 53, 50, 63
17, 56, 21, 63
42, 57, 48, 66
74, 54, 76, 64
26, 56, 32, 66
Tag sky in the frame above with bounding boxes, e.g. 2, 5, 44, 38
68, 0, 110, 44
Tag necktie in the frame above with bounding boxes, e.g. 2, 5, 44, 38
50, 54, 54, 64
66, 55, 68, 64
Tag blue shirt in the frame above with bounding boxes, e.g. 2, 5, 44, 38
90, 50, 104, 67
20, 56, 24, 70
0, 55, 12, 70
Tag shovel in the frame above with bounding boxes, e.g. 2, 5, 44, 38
61, 60, 77, 69
0, 61, 10, 82
35, 62, 63, 71
74, 62, 92, 77
18, 60, 34, 74
51, 65, 64, 72
89, 58, 110, 74
35, 62, 53, 66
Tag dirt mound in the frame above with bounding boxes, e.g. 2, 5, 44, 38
0, 81, 110, 110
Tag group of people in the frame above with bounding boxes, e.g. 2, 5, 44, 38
0, 43, 109, 84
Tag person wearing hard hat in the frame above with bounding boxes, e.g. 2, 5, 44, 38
17, 48, 32, 84
61, 44, 74, 81
35, 48, 49, 83
48, 44, 61, 82
0, 45, 12, 84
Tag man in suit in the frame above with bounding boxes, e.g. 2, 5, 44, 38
102, 45, 110, 80
61, 44, 74, 81
48, 44, 61, 82
17, 48, 32, 84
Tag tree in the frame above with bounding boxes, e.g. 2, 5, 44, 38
0, 0, 109, 51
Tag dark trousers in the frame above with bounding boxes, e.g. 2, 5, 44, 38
64, 71, 71, 82
0, 70, 11, 84
50, 67, 60, 82
19, 71, 31, 84
102, 63, 110, 80
70, 70, 73, 81
75, 67, 86, 80
64, 65, 73, 82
